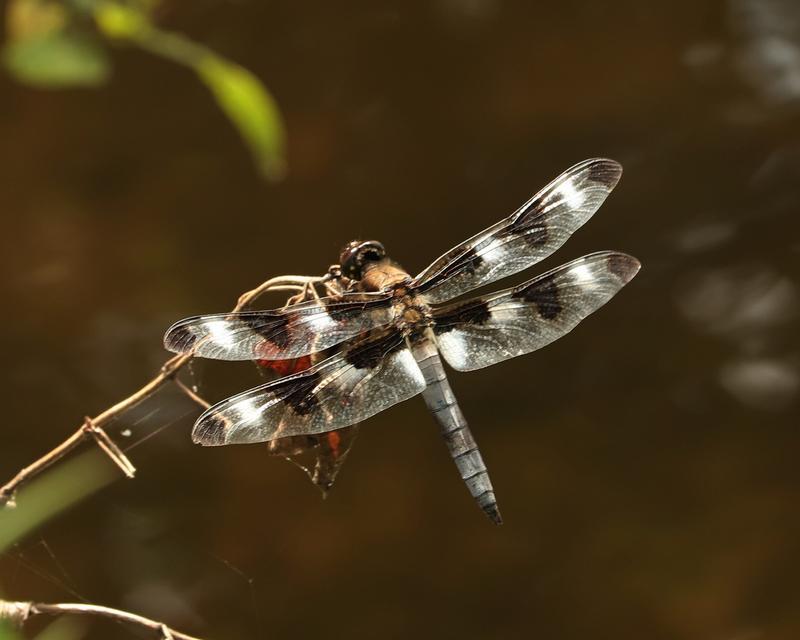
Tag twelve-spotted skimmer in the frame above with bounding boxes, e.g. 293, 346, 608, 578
164, 158, 640, 524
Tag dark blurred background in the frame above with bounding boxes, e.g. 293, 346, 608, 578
1, 0, 799, 638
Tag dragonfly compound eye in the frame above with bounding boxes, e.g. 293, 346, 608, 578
340, 240, 386, 279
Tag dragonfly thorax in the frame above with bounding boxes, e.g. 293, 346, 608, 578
392, 293, 434, 337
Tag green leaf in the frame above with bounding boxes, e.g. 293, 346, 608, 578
92, 1, 286, 179
0, 450, 116, 553
196, 54, 286, 180
93, 2, 149, 40
32, 617, 88, 640
0, 621, 23, 640
3, 32, 110, 88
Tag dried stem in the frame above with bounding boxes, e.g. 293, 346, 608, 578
0, 599, 205, 640
0, 274, 334, 508
173, 378, 212, 410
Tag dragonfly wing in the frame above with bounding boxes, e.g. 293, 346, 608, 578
413, 159, 623, 304
192, 330, 426, 445
433, 252, 640, 371
164, 292, 394, 361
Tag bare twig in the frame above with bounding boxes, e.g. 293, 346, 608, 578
173, 378, 212, 411
82, 416, 137, 479
0, 274, 335, 508
0, 598, 204, 640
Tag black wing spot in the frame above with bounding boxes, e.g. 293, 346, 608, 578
460, 247, 484, 274
606, 253, 640, 283
323, 296, 392, 323
344, 331, 404, 370
193, 413, 229, 445
325, 300, 353, 322
521, 223, 548, 247
512, 274, 562, 320
433, 300, 492, 335
586, 159, 622, 189
501, 210, 549, 247
165, 323, 197, 353
274, 371, 322, 416
242, 312, 291, 349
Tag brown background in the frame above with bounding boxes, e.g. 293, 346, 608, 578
1, 0, 799, 638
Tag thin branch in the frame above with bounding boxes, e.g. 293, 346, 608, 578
0, 273, 335, 508
173, 378, 212, 411
0, 599, 204, 640
82, 416, 137, 479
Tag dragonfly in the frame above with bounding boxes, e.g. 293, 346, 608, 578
164, 158, 640, 524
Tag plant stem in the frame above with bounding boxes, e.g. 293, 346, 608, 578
1, 599, 205, 640
0, 274, 328, 508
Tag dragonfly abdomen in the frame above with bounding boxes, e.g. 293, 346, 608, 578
411, 338, 502, 525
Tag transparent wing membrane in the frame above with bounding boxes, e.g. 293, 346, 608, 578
413, 159, 623, 304
433, 251, 640, 371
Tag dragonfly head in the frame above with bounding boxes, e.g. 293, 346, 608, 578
340, 240, 386, 280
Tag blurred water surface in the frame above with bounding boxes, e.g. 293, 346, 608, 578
1, 1, 799, 638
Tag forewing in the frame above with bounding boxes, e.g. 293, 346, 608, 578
192, 331, 426, 445
413, 159, 622, 304
433, 252, 640, 371
164, 293, 394, 361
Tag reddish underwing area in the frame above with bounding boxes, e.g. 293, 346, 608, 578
326, 431, 342, 459
255, 354, 358, 492
256, 355, 313, 377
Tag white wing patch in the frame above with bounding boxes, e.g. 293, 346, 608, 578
206, 320, 236, 347
433, 252, 641, 372
237, 398, 265, 424
412, 158, 624, 304
554, 178, 585, 210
